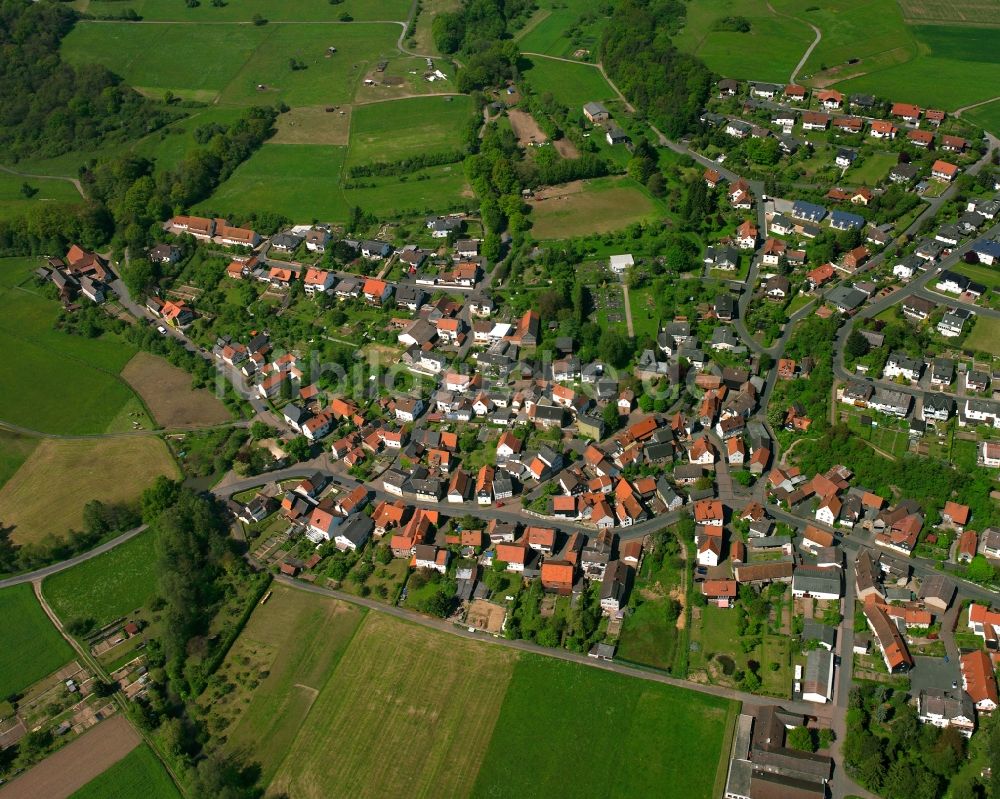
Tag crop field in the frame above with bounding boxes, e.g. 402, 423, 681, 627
0, 584, 74, 699
674, 0, 815, 82
75, 0, 413, 22
0, 715, 140, 799
270, 611, 517, 799
520, 56, 616, 109
121, 352, 231, 428
0, 438, 178, 545
0, 261, 141, 434
43, 531, 160, 630
217, 585, 736, 798
68, 743, 180, 799
528, 177, 663, 239
0, 173, 83, 221
62, 22, 402, 106
962, 100, 1000, 136
472, 655, 737, 799
213, 585, 366, 782
0, 431, 37, 491
897, 0, 1000, 24
346, 95, 475, 166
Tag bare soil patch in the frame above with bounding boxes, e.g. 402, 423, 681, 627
670, 585, 687, 630
122, 351, 231, 428
531, 179, 586, 200
270, 106, 352, 146
0, 714, 139, 799
554, 137, 580, 158
508, 108, 548, 146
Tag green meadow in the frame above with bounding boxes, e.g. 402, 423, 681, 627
0, 259, 140, 435
44, 531, 160, 630
521, 56, 617, 109
75, 0, 412, 23
346, 95, 476, 165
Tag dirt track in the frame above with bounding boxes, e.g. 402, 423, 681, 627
0, 714, 140, 799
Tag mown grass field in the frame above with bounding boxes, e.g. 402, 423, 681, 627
674, 0, 815, 82
521, 56, 616, 109
412, 0, 463, 54
346, 95, 475, 165
121, 352, 231, 428
43, 530, 160, 629
0, 430, 38, 492
472, 655, 737, 799
68, 743, 180, 799
0, 438, 178, 545
213, 585, 366, 782
0, 259, 141, 435
76, 0, 411, 21
201, 142, 470, 222
0, 584, 74, 699
0, 173, 83, 221
270, 611, 517, 799
897, 0, 1000, 25
528, 176, 663, 239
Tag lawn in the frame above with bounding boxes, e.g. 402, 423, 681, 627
199, 143, 470, 222
0, 584, 74, 699
121, 351, 231, 428
77, 0, 413, 22
954, 262, 1000, 291
43, 531, 161, 630
0, 260, 141, 434
964, 315, 1000, 357
269, 611, 517, 799
627, 284, 662, 341
472, 655, 737, 799
674, 0, 815, 82
521, 56, 616, 109
346, 95, 475, 166
0, 438, 178, 545
68, 743, 180, 799
849, 151, 898, 185
0, 173, 83, 221
528, 176, 663, 239
0, 430, 38, 491
617, 599, 681, 671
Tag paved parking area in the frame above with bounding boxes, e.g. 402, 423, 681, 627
909, 655, 960, 695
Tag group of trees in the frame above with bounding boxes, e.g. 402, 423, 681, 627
84, 105, 278, 255
601, 0, 713, 139
844, 682, 980, 799
0, 1, 178, 163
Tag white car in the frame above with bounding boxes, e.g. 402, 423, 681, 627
156, 325, 167, 335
